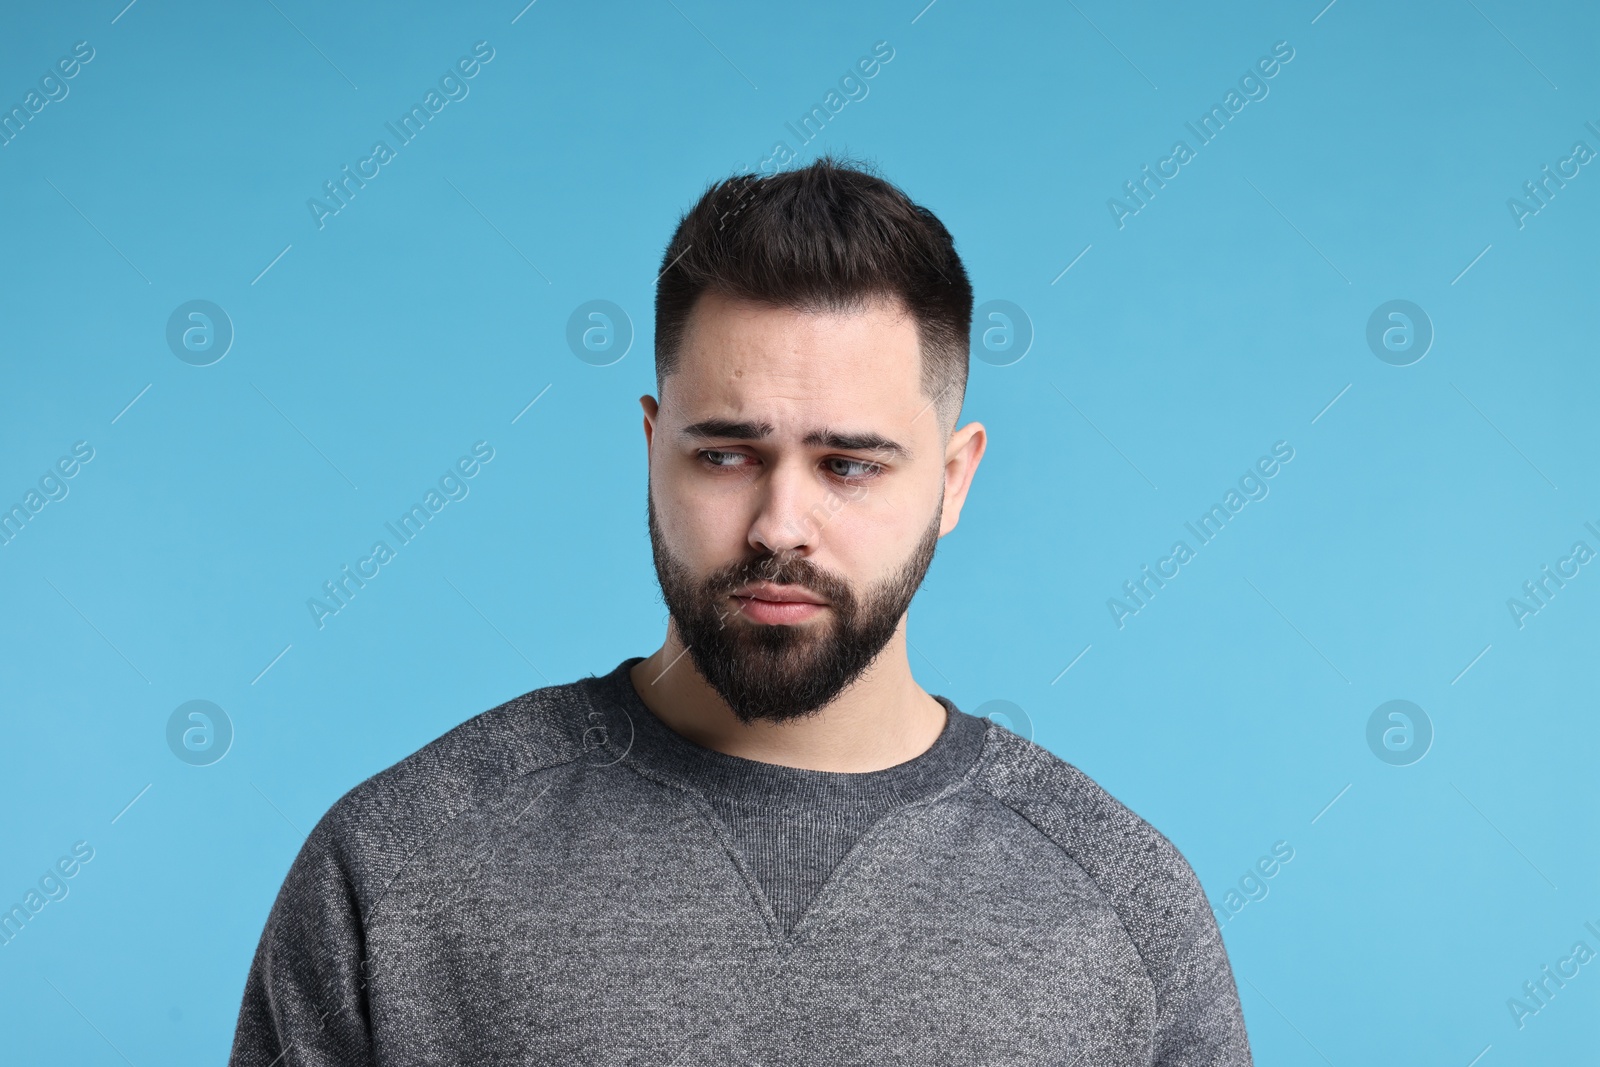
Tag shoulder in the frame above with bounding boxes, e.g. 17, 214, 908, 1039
967, 725, 1252, 1057
967, 724, 1211, 950
288, 671, 604, 916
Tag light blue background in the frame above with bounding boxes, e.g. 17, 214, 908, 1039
2, 1, 1595, 1063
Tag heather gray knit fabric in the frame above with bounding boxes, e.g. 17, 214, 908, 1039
228, 657, 1252, 1066
614, 671, 991, 939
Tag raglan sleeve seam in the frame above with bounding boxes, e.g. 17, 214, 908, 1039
967, 781, 1160, 995
967, 775, 1251, 1065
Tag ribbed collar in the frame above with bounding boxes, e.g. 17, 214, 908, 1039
582, 656, 991, 812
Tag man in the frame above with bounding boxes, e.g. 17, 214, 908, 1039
229, 156, 1253, 1065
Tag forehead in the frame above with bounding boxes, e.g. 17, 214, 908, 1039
664, 291, 928, 429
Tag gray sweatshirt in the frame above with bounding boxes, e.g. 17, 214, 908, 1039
228, 657, 1252, 1065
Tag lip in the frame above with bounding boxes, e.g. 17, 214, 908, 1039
730, 582, 827, 605
729, 582, 828, 625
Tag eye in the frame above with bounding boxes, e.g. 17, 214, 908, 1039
825, 457, 883, 481
699, 449, 753, 469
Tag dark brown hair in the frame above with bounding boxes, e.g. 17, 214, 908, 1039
654, 154, 972, 434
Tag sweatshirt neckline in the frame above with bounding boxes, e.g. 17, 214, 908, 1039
587, 656, 989, 811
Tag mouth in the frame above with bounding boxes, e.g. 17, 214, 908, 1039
728, 582, 828, 624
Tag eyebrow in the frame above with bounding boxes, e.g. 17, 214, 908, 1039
678, 418, 911, 460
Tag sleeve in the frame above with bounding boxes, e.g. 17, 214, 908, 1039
228, 813, 379, 1067
1149, 860, 1253, 1067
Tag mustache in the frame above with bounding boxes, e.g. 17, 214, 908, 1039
708, 553, 851, 604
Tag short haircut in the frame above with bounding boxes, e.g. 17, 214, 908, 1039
654, 154, 973, 435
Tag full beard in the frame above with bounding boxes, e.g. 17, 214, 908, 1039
646, 489, 942, 725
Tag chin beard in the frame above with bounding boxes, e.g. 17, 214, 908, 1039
647, 490, 942, 725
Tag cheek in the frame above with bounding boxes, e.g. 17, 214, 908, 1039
656, 469, 748, 560
834, 486, 930, 575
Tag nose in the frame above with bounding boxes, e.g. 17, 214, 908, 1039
746, 456, 826, 560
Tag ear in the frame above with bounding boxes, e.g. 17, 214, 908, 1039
639, 394, 659, 451
938, 421, 986, 537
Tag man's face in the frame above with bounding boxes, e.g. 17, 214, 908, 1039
642, 291, 965, 725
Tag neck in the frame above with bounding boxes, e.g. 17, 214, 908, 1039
628, 621, 947, 773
